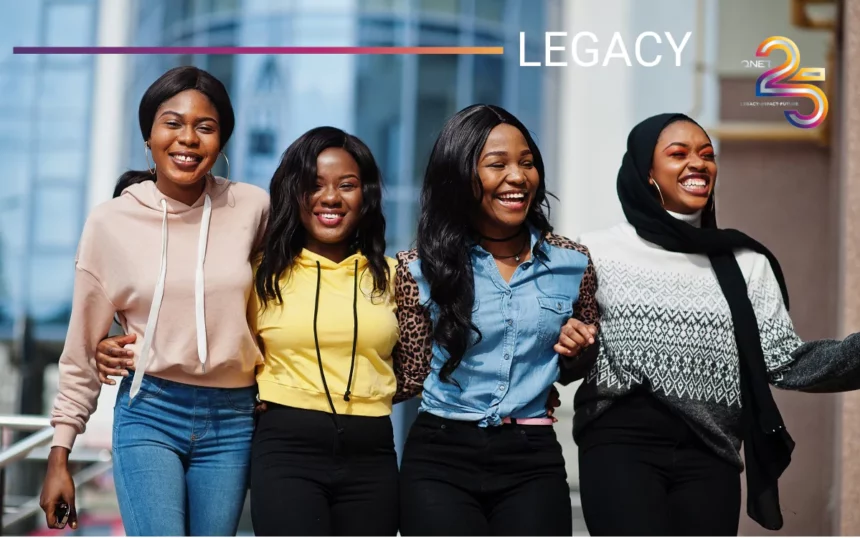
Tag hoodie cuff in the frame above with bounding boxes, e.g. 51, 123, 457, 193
51, 424, 79, 451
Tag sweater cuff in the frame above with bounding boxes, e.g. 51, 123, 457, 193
51, 424, 79, 451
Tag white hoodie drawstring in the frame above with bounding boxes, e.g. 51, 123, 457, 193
196, 194, 212, 370
130, 199, 169, 401
129, 194, 212, 401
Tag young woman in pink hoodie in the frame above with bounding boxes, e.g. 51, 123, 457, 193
39, 66, 269, 536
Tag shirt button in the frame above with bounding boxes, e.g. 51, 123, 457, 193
504, 353, 510, 360
499, 385, 506, 391
556, 301, 563, 309
506, 319, 513, 326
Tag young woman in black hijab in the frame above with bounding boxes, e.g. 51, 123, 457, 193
574, 112, 860, 535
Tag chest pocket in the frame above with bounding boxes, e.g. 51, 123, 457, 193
536, 295, 573, 347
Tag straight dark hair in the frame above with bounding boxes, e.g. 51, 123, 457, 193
114, 65, 235, 195
255, 126, 389, 306
417, 104, 553, 384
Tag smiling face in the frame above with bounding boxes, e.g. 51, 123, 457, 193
147, 89, 221, 192
299, 147, 364, 261
472, 123, 540, 238
649, 120, 717, 214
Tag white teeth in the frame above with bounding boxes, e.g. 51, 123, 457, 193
682, 179, 707, 187
320, 213, 340, 219
174, 155, 198, 163
499, 193, 526, 200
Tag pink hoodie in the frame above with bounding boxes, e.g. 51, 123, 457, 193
50, 176, 269, 450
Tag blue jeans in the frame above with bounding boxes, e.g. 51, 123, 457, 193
112, 374, 256, 536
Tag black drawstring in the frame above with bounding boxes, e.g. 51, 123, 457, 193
312, 259, 361, 434
313, 261, 343, 434
344, 259, 359, 402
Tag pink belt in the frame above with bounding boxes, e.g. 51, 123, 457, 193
502, 417, 554, 426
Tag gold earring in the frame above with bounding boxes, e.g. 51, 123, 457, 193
649, 178, 665, 207
209, 151, 230, 181
144, 142, 156, 175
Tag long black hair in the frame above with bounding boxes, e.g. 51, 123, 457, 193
255, 126, 389, 306
417, 104, 553, 383
114, 65, 235, 195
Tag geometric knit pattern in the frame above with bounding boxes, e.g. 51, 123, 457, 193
571, 222, 835, 470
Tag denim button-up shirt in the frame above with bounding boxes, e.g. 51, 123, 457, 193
391, 228, 600, 427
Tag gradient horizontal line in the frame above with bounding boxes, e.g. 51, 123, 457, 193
12, 46, 504, 55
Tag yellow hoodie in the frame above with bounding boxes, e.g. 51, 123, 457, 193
249, 250, 399, 417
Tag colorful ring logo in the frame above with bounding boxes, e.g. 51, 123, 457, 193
755, 36, 828, 129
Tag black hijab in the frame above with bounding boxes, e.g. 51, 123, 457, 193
617, 112, 795, 531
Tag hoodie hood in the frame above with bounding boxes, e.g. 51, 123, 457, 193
122, 175, 231, 214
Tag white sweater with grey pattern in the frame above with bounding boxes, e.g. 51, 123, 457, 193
574, 211, 860, 469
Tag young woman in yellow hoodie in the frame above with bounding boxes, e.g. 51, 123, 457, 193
245, 126, 400, 536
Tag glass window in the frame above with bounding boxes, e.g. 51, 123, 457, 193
419, 0, 459, 15
413, 55, 458, 184
517, 72, 543, 140
44, 2, 95, 65
37, 117, 88, 145
473, 55, 504, 106
0, 2, 40, 64
212, 0, 239, 14
357, 18, 403, 46
0, 114, 33, 152
27, 252, 75, 323
249, 129, 276, 156
417, 24, 459, 46
361, 0, 406, 12
354, 54, 404, 186
475, 0, 507, 23
39, 68, 91, 109
0, 70, 36, 107
519, 0, 547, 36
205, 54, 235, 94
32, 187, 83, 249
37, 148, 87, 184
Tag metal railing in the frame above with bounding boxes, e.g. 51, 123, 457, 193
0, 415, 113, 535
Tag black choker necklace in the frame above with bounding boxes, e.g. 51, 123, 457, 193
487, 233, 530, 263
479, 228, 525, 243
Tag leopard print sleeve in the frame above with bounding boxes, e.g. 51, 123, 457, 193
392, 249, 434, 404
544, 233, 601, 384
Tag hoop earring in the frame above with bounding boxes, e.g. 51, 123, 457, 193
649, 178, 665, 207
144, 142, 156, 175
209, 151, 230, 180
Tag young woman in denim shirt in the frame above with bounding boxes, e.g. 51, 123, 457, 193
393, 104, 599, 536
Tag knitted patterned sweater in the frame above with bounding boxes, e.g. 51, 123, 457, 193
574, 211, 860, 469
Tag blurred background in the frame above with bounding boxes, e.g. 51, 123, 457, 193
0, 0, 857, 535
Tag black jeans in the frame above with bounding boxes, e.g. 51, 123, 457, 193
577, 394, 741, 536
249, 403, 399, 536
399, 412, 572, 536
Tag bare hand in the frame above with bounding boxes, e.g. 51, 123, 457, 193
545, 385, 561, 423
554, 318, 597, 357
96, 334, 137, 385
40, 447, 78, 530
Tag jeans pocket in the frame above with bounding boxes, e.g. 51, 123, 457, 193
408, 416, 447, 445
224, 388, 257, 414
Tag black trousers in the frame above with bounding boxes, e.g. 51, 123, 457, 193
399, 412, 572, 536
249, 403, 399, 536
577, 394, 741, 536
